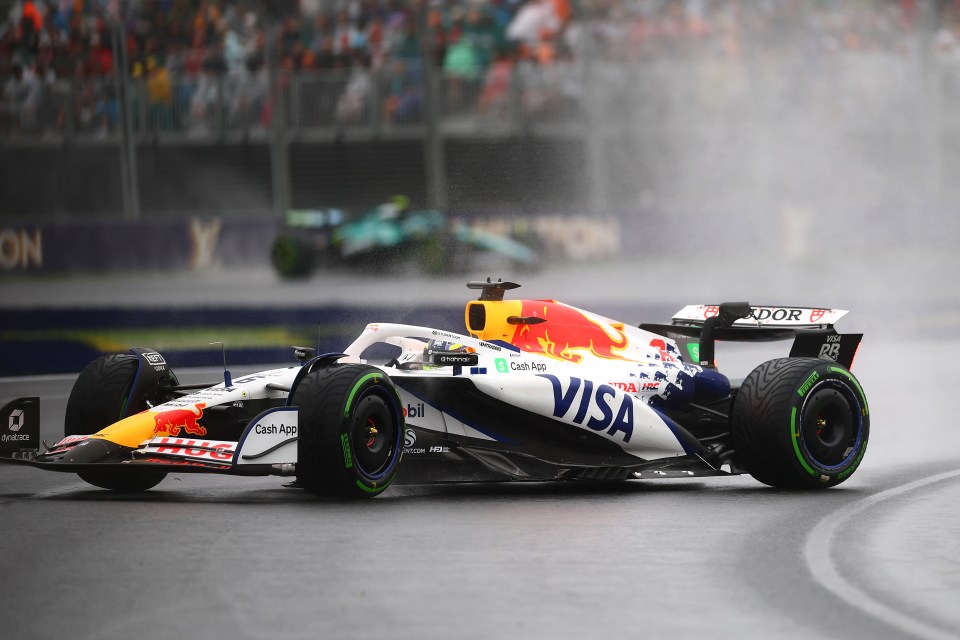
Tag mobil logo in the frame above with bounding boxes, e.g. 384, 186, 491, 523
537, 374, 633, 443
403, 402, 426, 419
511, 300, 629, 363
153, 403, 207, 436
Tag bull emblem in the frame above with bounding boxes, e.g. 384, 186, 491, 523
153, 403, 207, 436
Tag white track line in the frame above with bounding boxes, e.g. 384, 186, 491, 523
804, 469, 960, 640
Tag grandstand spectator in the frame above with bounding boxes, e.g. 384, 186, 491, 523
145, 55, 173, 131
14, 0, 44, 64
335, 53, 372, 124
443, 31, 481, 111
478, 47, 515, 115
0, 0, 951, 138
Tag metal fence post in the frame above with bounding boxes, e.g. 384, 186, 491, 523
267, 22, 290, 217
111, 20, 140, 221
418, 8, 447, 211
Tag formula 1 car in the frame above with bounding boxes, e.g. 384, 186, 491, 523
271, 199, 539, 278
0, 281, 869, 498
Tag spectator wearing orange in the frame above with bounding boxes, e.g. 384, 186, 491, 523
146, 56, 173, 130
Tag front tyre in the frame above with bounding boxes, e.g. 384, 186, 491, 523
65, 354, 167, 492
732, 358, 869, 489
293, 365, 404, 499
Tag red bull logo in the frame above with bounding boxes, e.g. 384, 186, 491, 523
510, 301, 630, 363
153, 403, 207, 436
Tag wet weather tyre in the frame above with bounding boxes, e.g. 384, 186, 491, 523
732, 358, 869, 489
271, 235, 315, 278
293, 364, 405, 499
64, 354, 167, 492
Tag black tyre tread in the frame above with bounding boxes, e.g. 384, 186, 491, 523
77, 470, 166, 492
64, 354, 139, 436
294, 365, 402, 499
732, 357, 866, 489
64, 353, 167, 492
271, 235, 315, 278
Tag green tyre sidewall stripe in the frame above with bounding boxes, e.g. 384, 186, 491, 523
342, 371, 404, 494
733, 357, 870, 489
294, 364, 404, 499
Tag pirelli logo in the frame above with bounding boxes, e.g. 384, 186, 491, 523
798, 371, 820, 398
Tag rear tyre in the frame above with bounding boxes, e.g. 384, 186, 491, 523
732, 358, 869, 489
65, 354, 167, 492
293, 365, 404, 499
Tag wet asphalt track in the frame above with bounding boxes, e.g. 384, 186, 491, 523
2, 254, 960, 640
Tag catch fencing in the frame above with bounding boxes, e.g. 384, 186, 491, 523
3, 48, 960, 254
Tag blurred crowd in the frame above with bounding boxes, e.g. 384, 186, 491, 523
3, 0, 960, 135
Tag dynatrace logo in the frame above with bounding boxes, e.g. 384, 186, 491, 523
8, 408, 23, 432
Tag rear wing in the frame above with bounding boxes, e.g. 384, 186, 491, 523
640, 303, 862, 370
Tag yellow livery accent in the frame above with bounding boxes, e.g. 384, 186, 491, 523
90, 412, 160, 448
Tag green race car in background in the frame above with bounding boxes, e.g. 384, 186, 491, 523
271, 198, 540, 278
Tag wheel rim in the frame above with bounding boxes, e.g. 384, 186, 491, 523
350, 392, 398, 477
800, 380, 862, 469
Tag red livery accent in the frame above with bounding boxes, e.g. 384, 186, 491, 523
510, 301, 629, 363
152, 403, 207, 436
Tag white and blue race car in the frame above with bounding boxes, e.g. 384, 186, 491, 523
0, 280, 869, 498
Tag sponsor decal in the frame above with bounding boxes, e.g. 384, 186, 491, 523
8, 408, 23, 432
701, 306, 822, 324
403, 402, 426, 419
818, 334, 841, 361
254, 422, 297, 436
752, 308, 802, 322
798, 371, 820, 398
509, 361, 547, 373
232, 371, 288, 384
611, 381, 661, 393
152, 403, 207, 436
147, 437, 234, 461
434, 353, 478, 366
141, 351, 167, 372
538, 375, 633, 442
495, 358, 509, 373
142, 352, 165, 366
2, 406, 30, 443
404, 429, 417, 447
686, 343, 700, 362
478, 341, 502, 352
0, 228, 42, 271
